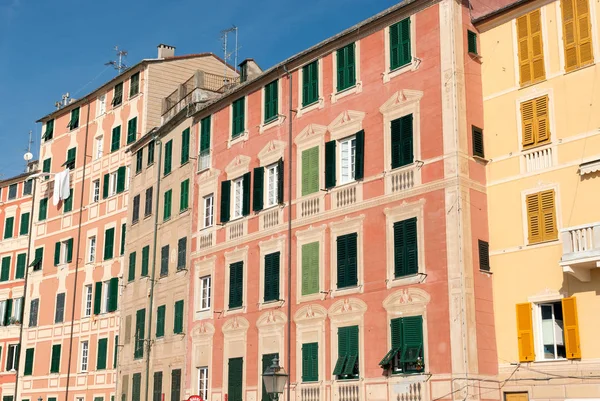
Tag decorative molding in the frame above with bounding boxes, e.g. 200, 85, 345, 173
328, 297, 368, 319
328, 110, 366, 141
225, 155, 251, 180
258, 140, 286, 166
222, 316, 250, 334
191, 321, 216, 337
379, 90, 424, 115
383, 288, 431, 316
256, 310, 287, 328
294, 124, 328, 146
294, 304, 328, 324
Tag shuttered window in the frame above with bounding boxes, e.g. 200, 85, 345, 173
261, 354, 279, 401
220, 180, 231, 223
264, 80, 278, 123
253, 167, 264, 212
145, 187, 153, 217
104, 228, 115, 260
516, 303, 535, 362
181, 128, 190, 165
132, 373, 142, 401
141, 245, 149, 276
302, 61, 319, 107
180, 179, 189, 212
562, 297, 581, 359
128, 252, 136, 282
393, 217, 418, 278
136, 151, 143, 174
112, 83, 123, 107
333, 325, 359, 379
177, 237, 186, 271
263, 252, 280, 302
43, 119, 54, 141
228, 358, 243, 401
63, 189, 74, 212
526, 189, 557, 244
43, 158, 52, 177
472, 126, 484, 158
163, 189, 172, 221
147, 140, 155, 166
116, 166, 126, 194
301, 242, 319, 296
561, 0, 593, 72
164, 140, 173, 176
301, 146, 319, 196
127, 117, 137, 144
467, 30, 478, 54
0, 256, 10, 282
15, 253, 26, 279
132, 195, 140, 223
96, 338, 108, 370
478, 240, 490, 271
174, 300, 184, 334
232, 97, 246, 138
337, 233, 358, 289
336, 43, 356, 92
4, 217, 13, 239
379, 316, 424, 373
517, 9, 546, 86
325, 141, 336, 189
229, 261, 243, 309
108, 277, 118, 312
94, 282, 102, 315
120, 223, 126, 255
171, 369, 181, 401
391, 114, 414, 169
160, 245, 169, 277
39, 198, 48, 221
66, 147, 76, 169
20, 212, 30, 236
55, 293, 65, 323
67, 107, 80, 130
24, 348, 34, 375
29, 299, 39, 327
521, 96, 550, 148
130, 72, 140, 97
50, 344, 61, 373
156, 305, 165, 338
153, 372, 163, 401
111, 126, 121, 152
390, 18, 411, 70
134, 308, 145, 359
302, 343, 318, 382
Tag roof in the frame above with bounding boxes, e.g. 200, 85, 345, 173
36, 52, 236, 123
470, 0, 527, 22
0, 169, 38, 188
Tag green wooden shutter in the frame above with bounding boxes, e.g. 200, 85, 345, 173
127, 117, 137, 144
401, 316, 423, 365
180, 179, 189, 211
325, 140, 336, 188
301, 242, 319, 295
103, 174, 110, 199
395, 218, 418, 277
400, 18, 412, 66
336, 47, 346, 92
229, 262, 243, 309
200, 116, 211, 152
337, 233, 358, 288
94, 281, 102, 315
264, 80, 278, 123
132, 373, 142, 401
391, 114, 414, 169
128, 252, 136, 282
147, 141, 155, 165
468, 30, 478, 55
181, 128, 190, 165
242, 172, 251, 216
114, 335, 118, 368
63, 189, 74, 212
111, 126, 121, 152
264, 252, 280, 302
4, 217, 13, 239
97, 338, 108, 370
164, 140, 172, 176
380, 318, 403, 366
104, 228, 115, 260
141, 246, 149, 276
50, 344, 61, 373
156, 305, 165, 337
136, 151, 143, 173
337, 43, 356, 91
4, 299, 12, 324
302, 343, 318, 382
108, 277, 118, 312
130, 72, 140, 96
277, 158, 284, 204
261, 353, 279, 401
301, 147, 319, 196
24, 348, 34, 375
32, 247, 43, 271
15, 254, 26, 279
220, 180, 231, 223
134, 308, 145, 359
54, 242, 61, 266
163, 190, 172, 221
343, 326, 359, 375
0, 257, 9, 282
120, 223, 126, 255
228, 358, 243, 401
174, 300, 184, 334
232, 98, 245, 138
333, 327, 348, 375
355, 129, 365, 180
302, 61, 319, 107
253, 167, 264, 212
19, 212, 29, 235
66, 238, 73, 263
116, 166, 126, 193
39, 198, 48, 221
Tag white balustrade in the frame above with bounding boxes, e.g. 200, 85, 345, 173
299, 195, 322, 218
262, 208, 280, 229
523, 147, 553, 173
338, 382, 361, 401
299, 384, 321, 401
198, 231, 213, 250
228, 220, 244, 241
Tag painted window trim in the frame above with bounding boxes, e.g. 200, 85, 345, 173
227, 98, 249, 149
295, 225, 326, 304
258, 236, 286, 309
329, 215, 365, 295
196, 168, 220, 233
383, 15, 418, 83
530, 296, 567, 362
297, 59, 325, 117
259, 79, 285, 133
328, 299, 366, 382
520, 183, 561, 246
223, 247, 249, 317
294, 124, 327, 200
331, 41, 363, 103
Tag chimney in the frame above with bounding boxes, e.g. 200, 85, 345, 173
238, 59, 262, 83
157, 44, 175, 59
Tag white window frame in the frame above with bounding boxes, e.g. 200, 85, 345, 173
331, 40, 362, 103
198, 367, 209, 401
80, 340, 89, 372
125, 166, 131, 190
13, 297, 22, 323
95, 136, 103, 160
0, 300, 6, 326
60, 240, 70, 264
533, 299, 567, 361
97, 94, 106, 116
7, 344, 18, 371
265, 163, 279, 208
199, 275, 212, 311
258, 237, 286, 310
329, 215, 365, 296
338, 136, 357, 185
296, 59, 325, 117
382, 15, 419, 83
203, 194, 214, 228
109, 171, 118, 197
88, 236, 96, 263
101, 280, 110, 314
92, 180, 100, 203
232, 176, 244, 220
84, 284, 93, 317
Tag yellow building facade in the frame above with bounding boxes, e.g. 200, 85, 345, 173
476, 0, 600, 399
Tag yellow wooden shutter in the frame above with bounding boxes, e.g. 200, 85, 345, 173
506, 393, 529, 401
535, 96, 550, 143
517, 15, 532, 86
521, 100, 535, 147
526, 193, 542, 244
562, 0, 579, 71
516, 303, 535, 362
562, 297, 581, 359
530, 10, 546, 82
540, 190, 557, 241
576, 0, 593, 66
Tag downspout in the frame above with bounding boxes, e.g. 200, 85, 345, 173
13, 176, 38, 401
144, 136, 163, 401
65, 100, 92, 401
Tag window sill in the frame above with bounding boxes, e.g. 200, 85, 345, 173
383, 61, 416, 83
297, 292, 323, 304
333, 285, 362, 297
564, 62, 595, 76
386, 273, 424, 289
225, 306, 245, 317
259, 115, 285, 134
527, 238, 559, 247
297, 97, 325, 118
522, 141, 552, 153
181, 160, 190, 167
331, 81, 362, 104
129, 92, 140, 100
228, 130, 249, 148
259, 299, 283, 310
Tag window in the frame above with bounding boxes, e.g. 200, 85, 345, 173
526, 189, 557, 244
393, 217, 418, 278
29, 299, 39, 327
112, 82, 123, 107
96, 137, 104, 159
42, 158, 51, 179
177, 237, 186, 270
180, 179, 189, 212
301, 147, 319, 196
130, 72, 140, 97
19, 212, 30, 235
101, 280, 112, 313
98, 94, 106, 116
302, 342, 318, 382
132, 195, 140, 224
472, 126, 484, 158
32, 247, 43, 271
301, 242, 319, 295
55, 293, 65, 323
391, 114, 414, 169
517, 10, 545, 85
232, 97, 245, 138
379, 316, 424, 374
234, 177, 246, 219
104, 227, 115, 260
0, 300, 7, 325
39, 198, 48, 221
65, 147, 76, 169
43, 119, 54, 141
264, 80, 278, 123
24, 348, 34, 376
228, 358, 243, 401
93, 179, 100, 202
199, 276, 211, 310
0, 256, 10, 282
141, 245, 149, 276
198, 367, 209, 401
228, 261, 243, 309
265, 163, 279, 207
128, 252, 136, 282
253, 160, 283, 212
15, 253, 26, 279
203, 194, 214, 228
63, 188, 74, 213
96, 338, 108, 370
80, 341, 89, 371
325, 131, 364, 188
120, 222, 126, 255
521, 96, 550, 148
147, 140, 155, 165
171, 369, 181, 401
8, 184, 17, 200
220, 174, 249, 223
561, 0, 593, 72
340, 136, 356, 184
164, 140, 172, 176
156, 305, 165, 338
12, 298, 22, 324
4, 216, 14, 239
54, 239, 73, 266
390, 18, 412, 70
103, 170, 117, 198
337, 233, 358, 289
50, 344, 61, 373
333, 325, 359, 379
145, 187, 153, 217
6, 344, 19, 371
88, 236, 96, 263
127, 117, 137, 144
199, 116, 211, 170
181, 127, 190, 164
153, 371, 163, 401
132, 373, 142, 401
84, 285, 93, 317
261, 353, 279, 401
136, 150, 143, 174
302, 61, 319, 107
23, 179, 32, 196
111, 126, 121, 152
134, 308, 145, 359
467, 30, 478, 55
336, 43, 356, 92
160, 245, 169, 277
263, 252, 280, 302
478, 240, 490, 271
173, 300, 184, 334
67, 107, 80, 130
163, 189, 172, 221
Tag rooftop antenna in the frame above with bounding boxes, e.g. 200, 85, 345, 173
105, 46, 128, 75
220, 26, 239, 86
23, 130, 34, 172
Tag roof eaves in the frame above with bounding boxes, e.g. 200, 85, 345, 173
472, 0, 529, 23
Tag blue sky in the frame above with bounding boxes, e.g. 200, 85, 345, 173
0, 0, 399, 179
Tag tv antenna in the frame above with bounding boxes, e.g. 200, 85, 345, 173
105, 46, 128, 75
23, 130, 34, 171
220, 26, 239, 85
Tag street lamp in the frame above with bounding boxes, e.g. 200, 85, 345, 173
262, 357, 288, 401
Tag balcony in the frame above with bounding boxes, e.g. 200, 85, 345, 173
385, 164, 421, 195
521, 145, 554, 173
335, 381, 361, 401
299, 383, 321, 401
298, 193, 324, 219
331, 182, 363, 210
560, 222, 600, 282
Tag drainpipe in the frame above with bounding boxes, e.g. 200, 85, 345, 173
144, 136, 163, 401
65, 100, 92, 401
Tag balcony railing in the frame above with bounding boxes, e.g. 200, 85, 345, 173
522, 146, 553, 173
262, 207, 280, 230
336, 382, 361, 401
299, 194, 323, 219
560, 222, 600, 282
386, 164, 421, 194
198, 231, 214, 251
228, 220, 245, 241
331, 182, 362, 210
299, 384, 321, 401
